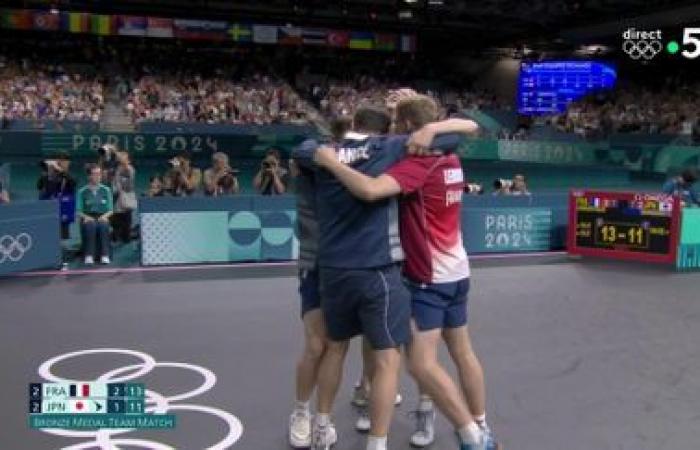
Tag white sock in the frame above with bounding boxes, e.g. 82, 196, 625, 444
418, 395, 434, 412
457, 421, 483, 445
474, 413, 488, 430
294, 400, 310, 415
316, 413, 330, 427
366, 435, 388, 450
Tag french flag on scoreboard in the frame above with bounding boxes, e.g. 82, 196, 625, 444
69, 383, 91, 397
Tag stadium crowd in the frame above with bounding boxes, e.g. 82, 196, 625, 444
125, 74, 312, 125
532, 83, 700, 141
0, 58, 104, 123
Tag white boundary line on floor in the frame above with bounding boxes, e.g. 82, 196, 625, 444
5, 251, 569, 278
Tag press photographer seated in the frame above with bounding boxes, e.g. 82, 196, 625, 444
164, 151, 202, 196
0, 178, 8, 204
203, 152, 240, 197
77, 165, 113, 265
253, 148, 288, 195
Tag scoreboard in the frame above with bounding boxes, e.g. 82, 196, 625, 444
568, 190, 681, 263
518, 61, 617, 115
29, 382, 175, 430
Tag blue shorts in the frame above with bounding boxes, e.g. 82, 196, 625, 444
299, 268, 321, 318
319, 265, 411, 350
409, 278, 470, 331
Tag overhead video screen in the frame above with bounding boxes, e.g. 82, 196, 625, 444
517, 61, 617, 115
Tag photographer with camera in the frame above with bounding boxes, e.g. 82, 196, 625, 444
204, 152, 240, 197
164, 151, 202, 197
492, 174, 530, 196
253, 148, 288, 196
77, 164, 113, 265
663, 168, 700, 207
37, 152, 77, 239
98, 144, 119, 186
112, 150, 137, 244
0, 179, 8, 204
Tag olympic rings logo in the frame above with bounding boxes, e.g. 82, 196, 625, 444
622, 39, 663, 60
0, 233, 32, 264
36, 348, 244, 449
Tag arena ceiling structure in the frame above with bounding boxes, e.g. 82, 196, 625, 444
7, 0, 700, 50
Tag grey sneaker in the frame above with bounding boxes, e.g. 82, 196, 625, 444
354, 404, 371, 432
409, 408, 436, 447
312, 422, 338, 450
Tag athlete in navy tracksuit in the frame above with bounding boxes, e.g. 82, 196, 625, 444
293, 105, 460, 450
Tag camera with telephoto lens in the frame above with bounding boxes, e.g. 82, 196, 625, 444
464, 183, 484, 195
98, 144, 116, 161
494, 179, 513, 190
39, 160, 60, 172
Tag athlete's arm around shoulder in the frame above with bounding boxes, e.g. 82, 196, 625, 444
407, 118, 479, 154
314, 146, 401, 202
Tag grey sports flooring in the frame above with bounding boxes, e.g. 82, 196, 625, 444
1, 260, 699, 450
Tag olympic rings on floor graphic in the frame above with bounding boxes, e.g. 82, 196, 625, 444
36, 348, 244, 449
0, 232, 32, 263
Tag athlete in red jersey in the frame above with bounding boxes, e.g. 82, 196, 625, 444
313, 95, 499, 450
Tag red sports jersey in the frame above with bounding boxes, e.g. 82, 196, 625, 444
386, 154, 470, 284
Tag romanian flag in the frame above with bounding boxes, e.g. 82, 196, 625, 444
374, 34, 397, 52
348, 32, 374, 50
61, 12, 90, 33
1, 9, 32, 30
91, 14, 114, 36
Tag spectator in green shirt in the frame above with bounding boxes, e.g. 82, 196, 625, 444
77, 164, 113, 265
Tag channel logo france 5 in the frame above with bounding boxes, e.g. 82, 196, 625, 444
622, 27, 700, 60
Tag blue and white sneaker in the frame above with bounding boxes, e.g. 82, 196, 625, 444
480, 423, 501, 450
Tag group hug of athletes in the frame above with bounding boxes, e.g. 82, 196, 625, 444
287, 89, 501, 450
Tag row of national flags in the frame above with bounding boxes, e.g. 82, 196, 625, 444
0, 8, 417, 52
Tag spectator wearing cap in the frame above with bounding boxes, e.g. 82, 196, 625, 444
164, 151, 201, 196
76, 164, 113, 265
253, 148, 288, 195
663, 168, 700, 206
204, 152, 240, 196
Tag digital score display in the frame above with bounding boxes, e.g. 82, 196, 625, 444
518, 61, 617, 115
568, 190, 681, 264
28, 382, 176, 430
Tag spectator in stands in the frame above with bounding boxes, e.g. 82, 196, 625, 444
164, 151, 201, 196
511, 174, 531, 196
204, 152, 240, 196
0, 178, 8, 204
37, 152, 76, 239
77, 165, 113, 265
146, 175, 166, 197
112, 151, 137, 244
663, 168, 700, 207
253, 148, 288, 195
